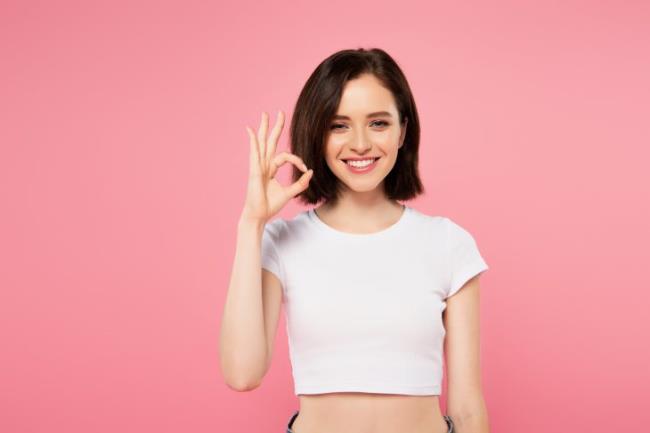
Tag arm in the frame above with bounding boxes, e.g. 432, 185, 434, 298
218, 217, 283, 391
443, 275, 490, 433
219, 110, 312, 392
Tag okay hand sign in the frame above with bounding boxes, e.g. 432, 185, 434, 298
241, 111, 313, 224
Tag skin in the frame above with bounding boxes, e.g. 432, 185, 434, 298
249, 73, 489, 433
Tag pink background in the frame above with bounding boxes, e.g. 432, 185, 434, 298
1, 1, 649, 432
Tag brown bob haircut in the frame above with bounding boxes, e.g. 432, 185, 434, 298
290, 47, 425, 206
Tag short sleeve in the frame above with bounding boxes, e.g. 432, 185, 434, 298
261, 219, 285, 287
445, 217, 489, 299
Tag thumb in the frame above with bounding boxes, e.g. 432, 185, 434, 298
285, 169, 313, 198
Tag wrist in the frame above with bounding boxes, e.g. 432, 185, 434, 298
237, 214, 266, 233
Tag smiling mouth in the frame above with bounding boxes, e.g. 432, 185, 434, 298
340, 157, 381, 170
341, 157, 380, 164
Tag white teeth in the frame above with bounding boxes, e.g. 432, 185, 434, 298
346, 158, 376, 168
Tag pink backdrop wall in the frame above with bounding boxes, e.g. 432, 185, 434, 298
1, 1, 648, 431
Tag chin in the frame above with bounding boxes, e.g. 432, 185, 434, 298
339, 175, 385, 192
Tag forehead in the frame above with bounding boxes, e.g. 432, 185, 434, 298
336, 74, 397, 116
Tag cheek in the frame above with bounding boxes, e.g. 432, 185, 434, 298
325, 138, 344, 158
327, 134, 348, 148
386, 129, 402, 143
370, 130, 399, 145
376, 135, 401, 153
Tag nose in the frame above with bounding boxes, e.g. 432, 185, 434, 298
350, 129, 372, 153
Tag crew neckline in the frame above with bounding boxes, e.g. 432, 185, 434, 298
307, 204, 411, 238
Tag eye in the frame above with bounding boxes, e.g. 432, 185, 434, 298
329, 120, 389, 130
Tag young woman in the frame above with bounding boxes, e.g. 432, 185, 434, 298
220, 48, 490, 433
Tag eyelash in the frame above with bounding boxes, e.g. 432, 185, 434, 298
330, 120, 389, 130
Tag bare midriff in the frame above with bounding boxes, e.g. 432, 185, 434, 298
291, 393, 449, 433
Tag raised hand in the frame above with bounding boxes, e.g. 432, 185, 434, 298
241, 111, 313, 224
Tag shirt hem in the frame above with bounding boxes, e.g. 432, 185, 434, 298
295, 383, 441, 396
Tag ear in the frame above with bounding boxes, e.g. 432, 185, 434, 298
399, 117, 408, 149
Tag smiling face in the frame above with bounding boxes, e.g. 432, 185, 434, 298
324, 73, 408, 198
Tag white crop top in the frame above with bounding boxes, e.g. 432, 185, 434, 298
260, 205, 489, 396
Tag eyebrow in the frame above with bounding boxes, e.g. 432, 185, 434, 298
331, 111, 393, 120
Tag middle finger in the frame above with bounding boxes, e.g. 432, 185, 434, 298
265, 110, 284, 161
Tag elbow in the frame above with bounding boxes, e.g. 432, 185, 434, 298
218, 341, 268, 392
447, 393, 489, 425
219, 357, 265, 392
225, 376, 262, 392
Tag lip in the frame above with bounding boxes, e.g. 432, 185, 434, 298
341, 156, 381, 161
341, 156, 380, 174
